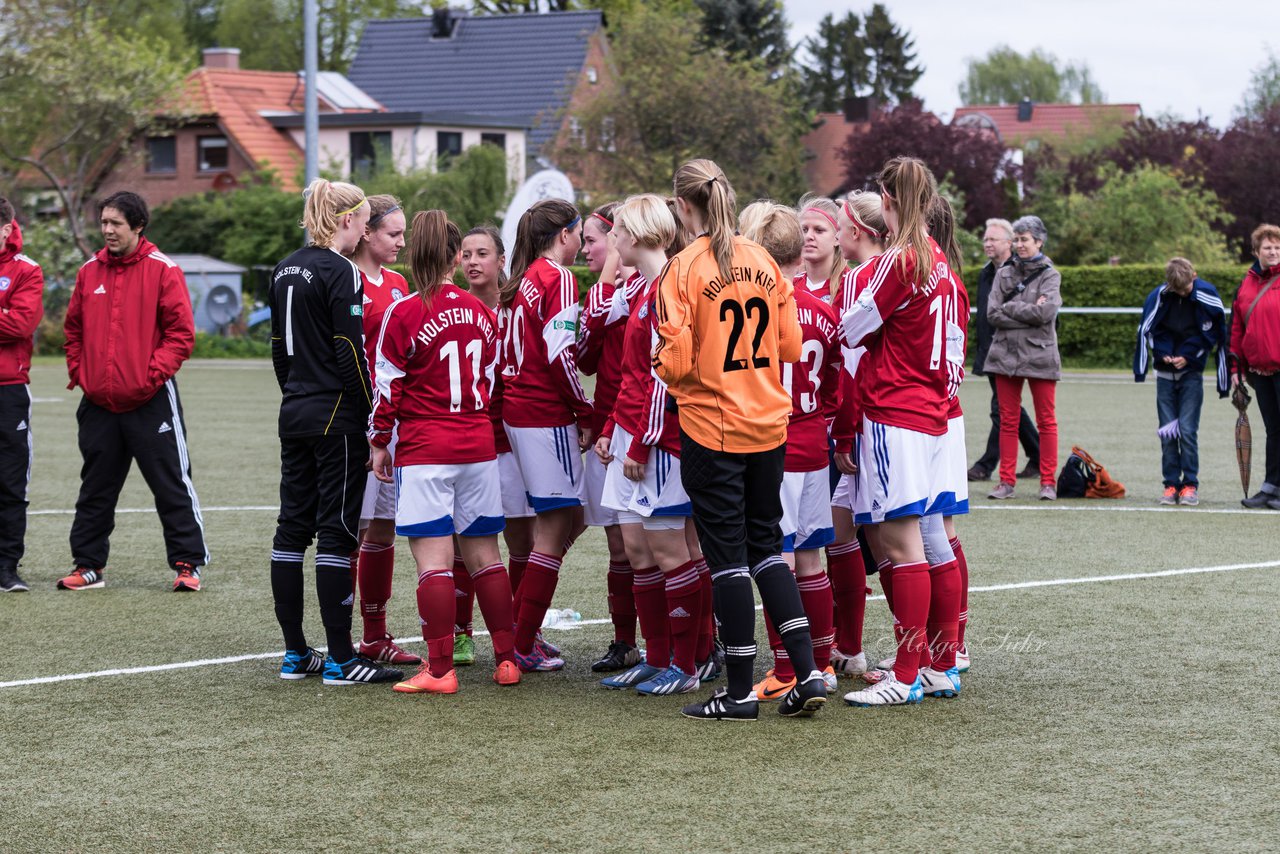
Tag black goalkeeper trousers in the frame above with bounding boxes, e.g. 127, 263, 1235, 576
679, 432, 785, 572
272, 432, 367, 556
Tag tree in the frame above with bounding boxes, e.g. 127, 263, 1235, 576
839, 102, 1013, 230
549, 5, 807, 203
798, 12, 868, 112
862, 3, 922, 104
215, 0, 428, 73
0, 7, 191, 256
1236, 48, 1280, 120
1208, 104, 1280, 258
959, 46, 1104, 105
1065, 164, 1233, 266
695, 0, 791, 71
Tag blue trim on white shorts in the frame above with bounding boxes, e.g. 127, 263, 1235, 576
460, 514, 506, 537
650, 500, 692, 517
528, 492, 581, 512
397, 516, 455, 538
797, 526, 835, 551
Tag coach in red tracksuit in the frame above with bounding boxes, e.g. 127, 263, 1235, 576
0, 198, 44, 593
60, 191, 207, 592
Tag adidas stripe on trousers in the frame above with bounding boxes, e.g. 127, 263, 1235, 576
69, 381, 208, 570
0, 384, 33, 571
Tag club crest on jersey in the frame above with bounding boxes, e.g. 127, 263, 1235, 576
552, 319, 576, 331
0, 276, 10, 291
392, 288, 405, 300
638, 303, 649, 319
350, 305, 363, 316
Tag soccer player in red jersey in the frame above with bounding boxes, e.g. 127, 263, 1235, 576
839, 158, 965, 707
793, 195, 845, 304
577, 203, 644, 673
826, 191, 888, 679
500, 199, 592, 672
346, 195, 420, 667
369, 210, 518, 694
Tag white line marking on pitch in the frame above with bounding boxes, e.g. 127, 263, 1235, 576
3, 559, 1277, 690
30, 505, 277, 517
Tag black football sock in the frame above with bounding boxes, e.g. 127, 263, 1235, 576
270, 549, 307, 652
711, 566, 757, 700
753, 555, 818, 677
316, 552, 355, 662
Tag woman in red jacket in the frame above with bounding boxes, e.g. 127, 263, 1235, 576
60, 191, 206, 592
1232, 223, 1280, 509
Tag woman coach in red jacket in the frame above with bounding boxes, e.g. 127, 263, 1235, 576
60, 191, 207, 592
1232, 223, 1280, 510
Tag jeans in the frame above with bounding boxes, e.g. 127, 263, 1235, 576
1156, 373, 1204, 488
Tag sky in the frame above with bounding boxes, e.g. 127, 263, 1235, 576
782, 0, 1280, 127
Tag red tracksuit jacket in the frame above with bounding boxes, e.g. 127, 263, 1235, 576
64, 237, 195, 412
0, 221, 45, 386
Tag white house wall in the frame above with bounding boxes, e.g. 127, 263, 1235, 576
285, 126, 526, 185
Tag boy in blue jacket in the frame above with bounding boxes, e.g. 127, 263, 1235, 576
1134, 257, 1228, 505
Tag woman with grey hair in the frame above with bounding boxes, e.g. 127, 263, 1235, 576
983, 215, 1061, 500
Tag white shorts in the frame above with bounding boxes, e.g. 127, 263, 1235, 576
504, 423, 585, 512
395, 461, 505, 538
630, 446, 692, 528
929, 416, 969, 517
498, 451, 533, 519
601, 427, 643, 526
360, 473, 397, 523
781, 469, 835, 551
582, 450, 619, 527
855, 417, 948, 525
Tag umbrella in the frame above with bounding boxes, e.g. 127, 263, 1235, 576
1232, 380, 1253, 499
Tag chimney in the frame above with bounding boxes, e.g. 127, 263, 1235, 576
203, 47, 240, 71
842, 96, 878, 124
432, 8, 457, 38
1017, 97, 1034, 122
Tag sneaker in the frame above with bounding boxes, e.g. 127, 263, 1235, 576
534, 630, 561, 658
1242, 490, 1274, 509
1160, 486, 1179, 505
1178, 485, 1199, 506
877, 653, 896, 670
1038, 484, 1057, 501
955, 644, 971, 673
918, 666, 961, 698
322, 655, 403, 686
601, 661, 663, 689
779, 670, 828, 717
695, 656, 721, 683
359, 633, 423, 665
966, 464, 992, 482
453, 633, 476, 666
636, 664, 701, 696
493, 659, 521, 686
393, 665, 458, 694
821, 666, 838, 695
1017, 463, 1039, 480
987, 482, 1015, 500
752, 670, 796, 702
843, 673, 924, 706
590, 640, 642, 672
830, 648, 867, 676
279, 647, 325, 680
681, 688, 759, 721
57, 567, 104, 590
861, 668, 890, 685
172, 562, 201, 592
0, 567, 29, 593
1269, 497, 1280, 511
514, 644, 564, 673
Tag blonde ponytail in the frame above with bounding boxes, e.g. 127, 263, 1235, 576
673, 159, 737, 285
303, 177, 366, 249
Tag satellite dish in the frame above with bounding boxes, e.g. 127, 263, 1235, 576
500, 169, 575, 275
205, 283, 241, 328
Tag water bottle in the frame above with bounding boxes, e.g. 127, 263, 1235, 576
541, 607, 582, 628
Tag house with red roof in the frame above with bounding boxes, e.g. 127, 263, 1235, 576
951, 99, 1142, 149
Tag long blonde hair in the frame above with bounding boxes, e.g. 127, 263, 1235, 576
673, 159, 736, 284
878, 157, 938, 288
302, 178, 366, 249
739, 201, 803, 269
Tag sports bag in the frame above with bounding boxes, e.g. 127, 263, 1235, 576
1057, 445, 1127, 499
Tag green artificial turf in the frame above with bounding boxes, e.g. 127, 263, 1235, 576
1, 361, 1277, 852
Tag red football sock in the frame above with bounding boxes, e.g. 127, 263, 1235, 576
357, 541, 395, 643
513, 552, 561, 654
507, 553, 529, 612
694, 559, 714, 662
664, 559, 701, 674
416, 568, 455, 677
927, 559, 961, 671
472, 563, 515, 664
797, 572, 835, 671
452, 554, 475, 637
951, 536, 969, 650
764, 609, 794, 682
826, 540, 865, 655
889, 561, 931, 685
633, 566, 670, 667
607, 560, 637, 646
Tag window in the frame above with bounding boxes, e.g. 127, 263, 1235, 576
480, 133, 506, 150
436, 131, 463, 169
146, 137, 176, 174
197, 136, 229, 173
349, 131, 391, 176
